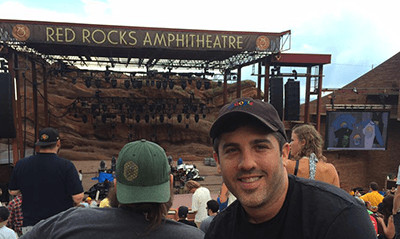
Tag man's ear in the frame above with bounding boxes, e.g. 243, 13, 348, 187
213, 152, 221, 174
281, 143, 290, 161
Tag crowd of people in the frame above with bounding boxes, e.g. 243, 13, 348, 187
0, 97, 399, 239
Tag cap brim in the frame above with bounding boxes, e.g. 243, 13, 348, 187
116, 180, 171, 204
210, 111, 279, 139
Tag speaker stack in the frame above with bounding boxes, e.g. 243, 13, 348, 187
0, 73, 16, 138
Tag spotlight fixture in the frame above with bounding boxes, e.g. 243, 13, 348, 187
124, 79, 130, 89
162, 80, 168, 90
204, 81, 210, 90
84, 78, 91, 88
136, 80, 142, 89
181, 79, 187, 90
95, 78, 102, 88
131, 78, 136, 89
105, 66, 111, 83
82, 115, 88, 123
111, 78, 117, 88
156, 80, 161, 89
196, 80, 202, 89
168, 80, 174, 89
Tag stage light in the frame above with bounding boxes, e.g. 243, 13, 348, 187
105, 66, 111, 83
82, 115, 88, 123
204, 81, 210, 90
137, 80, 142, 89
124, 79, 130, 89
169, 80, 174, 89
181, 80, 187, 90
196, 80, 202, 89
95, 78, 102, 88
194, 114, 199, 123
111, 78, 117, 88
85, 78, 91, 88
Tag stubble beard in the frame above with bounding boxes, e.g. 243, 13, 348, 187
226, 164, 285, 209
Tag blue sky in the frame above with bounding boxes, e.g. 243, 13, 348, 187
1, 0, 399, 101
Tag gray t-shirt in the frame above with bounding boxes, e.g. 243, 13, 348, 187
21, 207, 204, 239
200, 215, 216, 233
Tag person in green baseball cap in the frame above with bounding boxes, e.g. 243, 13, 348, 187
21, 139, 204, 239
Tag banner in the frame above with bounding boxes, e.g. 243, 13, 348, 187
0, 19, 284, 53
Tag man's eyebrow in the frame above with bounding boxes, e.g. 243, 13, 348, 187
221, 142, 240, 151
252, 138, 273, 145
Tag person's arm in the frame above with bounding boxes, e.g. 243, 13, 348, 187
72, 192, 84, 206
324, 204, 377, 239
377, 216, 395, 239
8, 190, 21, 196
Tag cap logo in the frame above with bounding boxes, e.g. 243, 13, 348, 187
124, 161, 139, 181
40, 134, 49, 141
227, 100, 254, 110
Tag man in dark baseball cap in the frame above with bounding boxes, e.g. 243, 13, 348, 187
205, 97, 376, 239
8, 127, 83, 235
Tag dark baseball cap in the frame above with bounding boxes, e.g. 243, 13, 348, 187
209, 97, 288, 141
35, 127, 60, 146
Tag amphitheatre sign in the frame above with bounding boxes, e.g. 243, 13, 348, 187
0, 19, 282, 53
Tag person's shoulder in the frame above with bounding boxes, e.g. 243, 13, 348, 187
289, 175, 358, 206
164, 219, 204, 238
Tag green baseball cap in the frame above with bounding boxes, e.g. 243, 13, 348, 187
116, 139, 171, 204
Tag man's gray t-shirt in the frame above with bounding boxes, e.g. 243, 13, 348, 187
21, 207, 204, 239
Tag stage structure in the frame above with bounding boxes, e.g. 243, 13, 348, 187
0, 19, 330, 164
